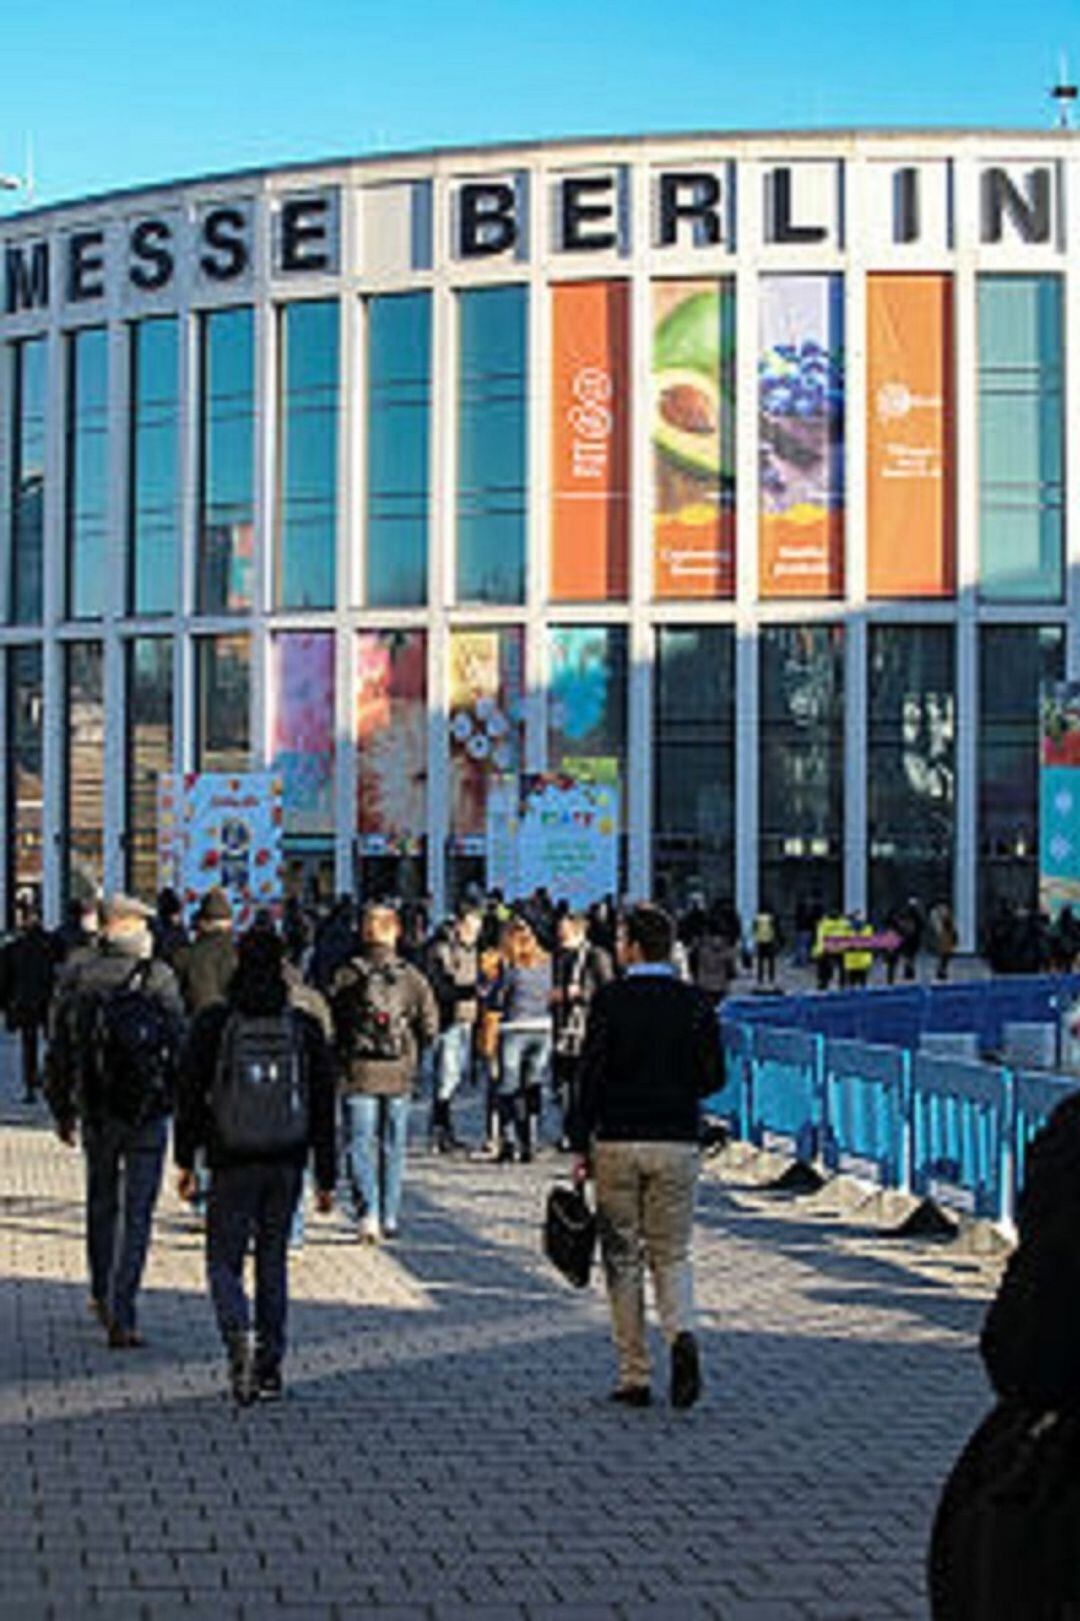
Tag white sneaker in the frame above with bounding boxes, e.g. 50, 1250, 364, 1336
359, 1214, 381, 1244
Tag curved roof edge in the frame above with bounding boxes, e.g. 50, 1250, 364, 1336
1, 124, 1068, 226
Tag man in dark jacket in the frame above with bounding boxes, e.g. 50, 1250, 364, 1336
175, 927, 336, 1404
46, 893, 185, 1347
3, 901, 60, 1101
551, 912, 613, 1149
175, 887, 237, 1014
572, 903, 723, 1411
426, 904, 481, 1152
330, 904, 438, 1241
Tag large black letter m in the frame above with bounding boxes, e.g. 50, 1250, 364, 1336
5, 242, 50, 315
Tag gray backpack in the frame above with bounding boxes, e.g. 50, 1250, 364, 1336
211, 1010, 309, 1156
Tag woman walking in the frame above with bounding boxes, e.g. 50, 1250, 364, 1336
495, 918, 553, 1164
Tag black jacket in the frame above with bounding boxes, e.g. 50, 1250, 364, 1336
2, 925, 59, 1030
175, 984, 336, 1188
571, 970, 724, 1151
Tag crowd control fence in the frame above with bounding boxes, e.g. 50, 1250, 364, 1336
709, 976, 1080, 1229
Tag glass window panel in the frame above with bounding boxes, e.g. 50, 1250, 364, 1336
195, 634, 251, 773
198, 308, 254, 614
457, 286, 527, 605
10, 340, 46, 626
366, 293, 430, 607
129, 318, 180, 615
868, 625, 955, 925
653, 626, 735, 911
66, 329, 109, 620
277, 301, 338, 610
759, 626, 845, 927
7, 646, 43, 920
64, 642, 105, 904
979, 625, 1065, 938
978, 275, 1064, 602
126, 638, 173, 899
271, 632, 335, 837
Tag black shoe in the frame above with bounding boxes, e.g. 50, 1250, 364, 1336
609, 1386, 651, 1408
228, 1332, 256, 1407
496, 1141, 515, 1164
107, 1324, 146, 1350
670, 1332, 701, 1411
256, 1367, 283, 1403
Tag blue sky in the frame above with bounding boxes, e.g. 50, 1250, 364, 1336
3, 0, 1077, 207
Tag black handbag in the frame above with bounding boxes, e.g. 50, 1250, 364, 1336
543, 1183, 597, 1289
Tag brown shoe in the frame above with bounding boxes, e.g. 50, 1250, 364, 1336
609, 1386, 651, 1408
107, 1325, 146, 1350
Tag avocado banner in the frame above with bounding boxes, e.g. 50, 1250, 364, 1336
652, 280, 736, 598
759, 275, 845, 598
551, 281, 630, 601
867, 274, 955, 598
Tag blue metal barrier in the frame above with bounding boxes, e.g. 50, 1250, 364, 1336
910, 1054, 1008, 1219
821, 1040, 909, 1190
705, 1022, 751, 1133
746, 1025, 821, 1162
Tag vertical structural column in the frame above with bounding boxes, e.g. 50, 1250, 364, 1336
524, 166, 549, 777
627, 160, 653, 901
0, 343, 11, 925
175, 292, 199, 775
102, 318, 128, 896
427, 178, 453, 918
250, 246, 274, 772
41, 322, 64, 923
335, 286, 360, 894
734, 164, 761, 926
954, 153, 980, 953
843, 164, 869, 917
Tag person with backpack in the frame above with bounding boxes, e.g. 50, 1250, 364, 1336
175, 927, 336, 1405
689, 906, 736, 1005
329, 904, 438, 1242
45, 893, 185, 1348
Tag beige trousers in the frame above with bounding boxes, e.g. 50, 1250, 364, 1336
593, 1140, 699, 1389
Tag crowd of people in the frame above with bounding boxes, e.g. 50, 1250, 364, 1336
0, 883, 721, 1413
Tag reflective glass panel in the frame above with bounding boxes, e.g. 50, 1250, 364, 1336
277, 301, 338, 609
195, 635, 251, 773
129, 318, 180, 615
457, 286, 526, 604
64, 642, 105, 904
198, 308, 254, 613
759, 626, 845, 927
10, 340, 46, 626
868, 625, 955, 925
7, 646, 43, 920
126, 639, 174, 900
66, 328, 109, 620
366, 293, 430, 606
978, 276, 1064, 602
653, 626, 735, 911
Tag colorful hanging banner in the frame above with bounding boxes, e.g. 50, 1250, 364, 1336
448, 628, 524, 836
759, 275, 844, 598
1041, 682, 1080, 918
356, 630, 427, 855
652, 280, 736, 599
165, 771, 284, 928
867, 274, 955, 598
271, 632, 335, 837
551, 281, 630, 601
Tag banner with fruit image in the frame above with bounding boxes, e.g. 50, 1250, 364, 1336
759, 275, 845, 598
356, 630, 427, 854
176, 771, 284, 928
270, 631, 335, 838
652, 280, 736, 598
449, 628, 524, 837
551, 281, 630, 601
1040, 681, 1080, 918
867, 274, 955, 598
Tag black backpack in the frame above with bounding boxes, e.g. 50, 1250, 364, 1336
332, 958, 410, 1065
85, 963, 179, 1127
211, 1010, 309, 1157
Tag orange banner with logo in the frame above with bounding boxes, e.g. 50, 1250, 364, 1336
551, 281, 630, 601
867, 275, 955, 598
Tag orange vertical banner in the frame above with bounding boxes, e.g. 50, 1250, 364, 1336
867, 274, 955, 598
551, 281, 630, 601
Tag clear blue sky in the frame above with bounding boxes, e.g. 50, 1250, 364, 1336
3, 0, 1077, 207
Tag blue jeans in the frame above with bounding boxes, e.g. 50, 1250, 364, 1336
433, 1024, 472, 1103
344, 1094, 410, 1230
207, 1161, 302, 1372
83, 1113, 169, 1333
498, 1027, 552, 1100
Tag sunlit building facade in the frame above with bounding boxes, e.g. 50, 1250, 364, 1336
0, 130, 1076, 942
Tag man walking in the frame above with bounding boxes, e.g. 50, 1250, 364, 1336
551, 912, 612, 1149
175, 928, 336, 1403
2, 901, 59, 1102
426, 903, 481, 1152
46, 894, 185, 1347
176, 887, 237, 1013
572, 904, 723, 1410
330, 904, 438, 1241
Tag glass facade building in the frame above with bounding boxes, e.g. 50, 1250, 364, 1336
1, 131, 1078, 938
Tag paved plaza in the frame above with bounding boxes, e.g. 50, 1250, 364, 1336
0, 1038, 997, 1621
